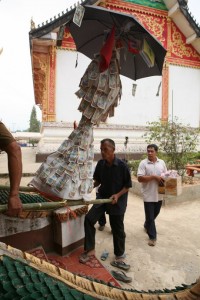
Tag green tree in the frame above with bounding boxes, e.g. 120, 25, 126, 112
29, 106, 40, 132
144, 117, 200, 176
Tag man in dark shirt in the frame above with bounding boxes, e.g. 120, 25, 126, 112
79, 139, 132, 271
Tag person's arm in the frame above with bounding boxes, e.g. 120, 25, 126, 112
93, 160, 101, 189
110, 187, 129, 204
111, 162, 132, 204
5, 141, 23, 216
137, 160, 164, 185
138, 174, 164, 184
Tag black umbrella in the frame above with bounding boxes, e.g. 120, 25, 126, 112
67, 5, 167, 80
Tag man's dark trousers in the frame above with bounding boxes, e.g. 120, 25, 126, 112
144, 201, 162, 240
98, 213, 106, 226
84, 204, 125, 257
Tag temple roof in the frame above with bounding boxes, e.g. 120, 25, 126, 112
29, 0, 200, 54
178, 0, 200, 36
29, 0, 99, 40
29, 0, 200, 109
123, 0, 167, 10
0, 242, 199, 299
0, 251, 96, 300
163, 0, 200, 53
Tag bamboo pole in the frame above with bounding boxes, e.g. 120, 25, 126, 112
67, 198, 112, 206
0, 201, 67, 213
0, 184, 112, 212
0, 185, 36, 193
0, 198, 112, 213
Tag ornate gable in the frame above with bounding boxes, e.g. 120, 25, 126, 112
169, 22, 200, 67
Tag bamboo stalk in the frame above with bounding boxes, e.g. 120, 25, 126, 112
0, 201, 68, 213
0, 184, 112, 206
0, 198, 112, 213
67, 198, 112, 206
0, 185, 36, 193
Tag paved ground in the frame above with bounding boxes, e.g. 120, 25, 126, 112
0, 148, 200, 291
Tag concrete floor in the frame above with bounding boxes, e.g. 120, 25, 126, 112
0, 147, 200, 291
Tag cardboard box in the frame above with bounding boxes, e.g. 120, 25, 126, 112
158, 176, 182, 196
158, 185, 165, 194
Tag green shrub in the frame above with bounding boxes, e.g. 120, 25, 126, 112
128, 158, 144, 176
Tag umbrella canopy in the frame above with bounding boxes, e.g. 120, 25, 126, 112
67, 5, 167, 80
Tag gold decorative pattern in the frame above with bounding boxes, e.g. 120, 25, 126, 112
161, 63, 169, 122
63, 31, 71, 39
133, 13, 166, 46
57, 46, 76, 51
106, 0, 168, 18
98, 1, 107, 7
171, 23, 200, 60
47, 46, 56, 122
105, 0, 167, 48
32, 52, 49, 118
59, 28, 76, 50
166, 17, 172, 55
167, 55, 200, 67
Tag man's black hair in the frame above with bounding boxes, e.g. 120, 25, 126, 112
147, 144, 158, 152
101, 139, 115, 149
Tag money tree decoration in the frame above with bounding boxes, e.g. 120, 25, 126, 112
29, 28, 122, 201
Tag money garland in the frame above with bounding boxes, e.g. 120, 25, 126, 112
76, 49, 122, 124
29, 49, 122, 200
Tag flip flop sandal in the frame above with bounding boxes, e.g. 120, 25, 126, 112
79, 252, 93, 264
100, 251, 109, 261
110, 260, 130, 271
111, 270, 132, 283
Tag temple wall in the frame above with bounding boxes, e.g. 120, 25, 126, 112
37, 50, 200, 161
109, 75, 162, 126
168, 65, 200, 127
55, 50, 163, 126
55, 50, 200, 127
55, 50, 89, 123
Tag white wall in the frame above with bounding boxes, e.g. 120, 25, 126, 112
55, 50, 200, 127
169, 65, 200, 127
109, 75, 162, 125
55, 50, 90, 123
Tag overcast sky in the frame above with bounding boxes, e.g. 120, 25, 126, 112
0, 0, 199, 131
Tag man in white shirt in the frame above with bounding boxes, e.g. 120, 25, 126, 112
137, 144, 167, 246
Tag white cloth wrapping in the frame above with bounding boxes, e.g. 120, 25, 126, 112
0, 214, 51, 237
